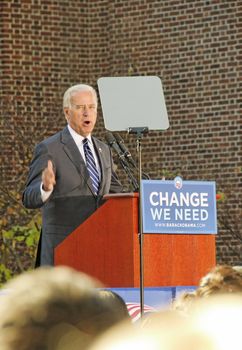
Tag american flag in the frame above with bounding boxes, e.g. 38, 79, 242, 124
126, 302, 157, 322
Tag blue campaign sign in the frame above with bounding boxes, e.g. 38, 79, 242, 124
141, 178, 217, 234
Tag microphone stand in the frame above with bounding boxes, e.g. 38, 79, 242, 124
127, 126, 149, 317
105, 132, 139, 192
118, 156, 139, 192
131, 163, 150, 180
115, 134, 150, 180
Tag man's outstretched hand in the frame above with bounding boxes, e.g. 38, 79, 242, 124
42, 160, 56, 191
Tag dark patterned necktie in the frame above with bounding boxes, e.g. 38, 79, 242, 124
83, 138, 100, 194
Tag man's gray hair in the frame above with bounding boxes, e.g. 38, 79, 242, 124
63, 84, 98, 109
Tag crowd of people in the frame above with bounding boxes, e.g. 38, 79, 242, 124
0, 264, 241, 350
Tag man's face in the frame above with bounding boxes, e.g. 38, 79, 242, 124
64, 90, 97, 137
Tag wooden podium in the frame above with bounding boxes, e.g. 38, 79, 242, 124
55, 193, 216, 287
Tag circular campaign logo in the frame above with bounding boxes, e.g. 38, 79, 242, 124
174, 176, 183, 190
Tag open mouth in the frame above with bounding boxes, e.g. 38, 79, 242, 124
84, 121, 91, 125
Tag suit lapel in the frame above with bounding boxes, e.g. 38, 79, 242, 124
60, 127, 95, 195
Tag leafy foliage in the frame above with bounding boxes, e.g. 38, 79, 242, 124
0, 98, 45, 286
0, 188, 41, 286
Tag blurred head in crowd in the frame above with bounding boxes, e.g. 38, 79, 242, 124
0, 266, 129, 350
98, 290, 130, 320
196, 265, 242, 297
89, 294, 242, 350
171, 290, 197, 315
172, 265, 242, 316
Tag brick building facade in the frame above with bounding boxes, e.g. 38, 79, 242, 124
1, 0, 241, 266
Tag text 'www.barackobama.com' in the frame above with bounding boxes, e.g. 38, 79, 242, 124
154, 222, 206, 228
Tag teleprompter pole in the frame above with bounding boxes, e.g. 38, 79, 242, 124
127, 126, 149, 317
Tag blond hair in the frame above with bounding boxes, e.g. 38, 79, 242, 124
196, 265, 242, 297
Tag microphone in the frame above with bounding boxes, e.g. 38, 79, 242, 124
105, 132, 139, 191
114, 133, 137, 168
105, 132, 128, 165
115, 133, 150, 180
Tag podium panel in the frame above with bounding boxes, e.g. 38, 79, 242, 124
55, 194, 216, 287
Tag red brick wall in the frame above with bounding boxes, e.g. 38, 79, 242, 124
1, 0, 241, 265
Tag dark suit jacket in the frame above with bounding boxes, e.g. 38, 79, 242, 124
22, 126, 123, 266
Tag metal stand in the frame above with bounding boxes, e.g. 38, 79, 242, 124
118, 156, 139, 192
128, 126, 149, 317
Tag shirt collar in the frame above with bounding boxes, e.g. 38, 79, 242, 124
67, 124, 92, 146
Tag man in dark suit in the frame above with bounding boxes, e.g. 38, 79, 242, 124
23, 84, 123, 266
